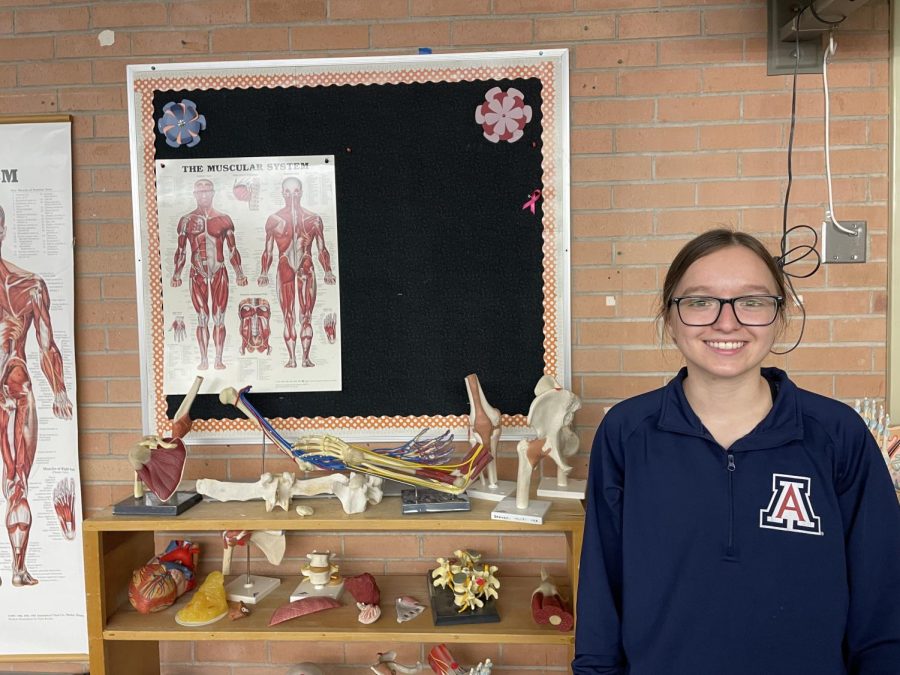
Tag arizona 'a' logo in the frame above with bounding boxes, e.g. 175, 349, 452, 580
759, 474, 823, 536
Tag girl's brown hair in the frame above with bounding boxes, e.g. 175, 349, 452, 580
656, 229, 789, 328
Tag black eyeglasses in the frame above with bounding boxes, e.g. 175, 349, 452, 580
669, 295, 784, 327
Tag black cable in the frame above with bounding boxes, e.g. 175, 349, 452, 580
773, 10, 822, 356
808, 1, 846, 27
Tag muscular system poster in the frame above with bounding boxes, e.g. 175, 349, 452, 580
155, 156, 342, 396
0, 119, 85, 655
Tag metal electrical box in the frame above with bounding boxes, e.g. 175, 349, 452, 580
822, 219, 866, 263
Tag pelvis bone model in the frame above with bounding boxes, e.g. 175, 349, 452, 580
515, 375, 581, 508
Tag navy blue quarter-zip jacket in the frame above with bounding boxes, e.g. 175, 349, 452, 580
573, 368, 900, 675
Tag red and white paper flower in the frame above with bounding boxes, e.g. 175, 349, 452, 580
475, 86, 532, 143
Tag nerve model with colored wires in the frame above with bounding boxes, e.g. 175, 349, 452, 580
219, 386, 492, 494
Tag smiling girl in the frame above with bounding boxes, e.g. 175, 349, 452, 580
573, 229, 900, 675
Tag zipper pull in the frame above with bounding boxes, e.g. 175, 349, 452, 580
727, 452, 736, 471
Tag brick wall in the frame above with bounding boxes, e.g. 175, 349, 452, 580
0, 0, 890, 673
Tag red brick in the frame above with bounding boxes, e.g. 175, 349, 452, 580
788, 346, 874, 373
743, 92, 822, 120
451, 19, 532, 45
372, 21, 450, 48
55, 33, 132, 58
17, 60, 91, 86
108, 378, 141, 403
211, 26, 287, 52
656, 208, 739, 234
412, 0, 491, 16
15, 5, 89, 33
93, 168, 131, 193
703, 7, 767, 35
330, 0, 407, 19
702, 64, 785, 93
697, 179, 783, 207
570, 72, 617, 98
94, 113, 129, 137
829, 90, 889, 117
660, 37, 744, 65
571, 184, 611, 210
572, 211, 653, 237
571, 240, 613, 265
620, 10, 699, 39
107, 327, 139, 351
572, 346, 620, 370
103, 276, 137, 299
572, 155, 651, 182
74, 140, 129, 166
615, 238, 690, 265
130, 30, 209, 55
78, 406, 143, 432
576, 42, 657, 68
195, 641, 267, 663
76, 300, 138, 326
612, 182, 695, 209
615, 126, 697, 152
699, 123, 783, 150
578, 0, 654, 7
0, 36, 53, 60
535, 15, 614, 41
291, 24, 369, 51
91, 2, 168, 28
655, 152, 738, 179
495, 0, 572, 13
0, 10, 10, 34
0, 91, 57, 114
791, 119, 867, 147
619, 68, 701, 96
571, 127, 613, 153
250, 0, 325, 22
741, 150, 821, 178
572, 99, 655, 125
59, 86, 126, 112
658, 94, 740, 122
91, 60, 128, 84
581, 319, 657, 345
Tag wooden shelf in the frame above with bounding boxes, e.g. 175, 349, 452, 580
83, 495, 584, 674
84, 495, 586, 532
104, 575, 572, 645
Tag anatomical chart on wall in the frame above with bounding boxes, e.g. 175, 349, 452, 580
0, 119, 85, 656
155, 156, 342, 395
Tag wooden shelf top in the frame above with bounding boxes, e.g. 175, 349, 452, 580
103, 574, 574, 645
85, 495, 585, 533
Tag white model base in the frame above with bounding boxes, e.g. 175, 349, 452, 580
225, 574, 281, 604
466, 479, 516, 502
290, 578, 345, 602
536, 476, 587, 500
490, 497, 551, 525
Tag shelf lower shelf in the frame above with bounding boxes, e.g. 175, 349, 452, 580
103, 574, 573, 645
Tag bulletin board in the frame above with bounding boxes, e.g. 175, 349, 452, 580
127, 49, 570, 443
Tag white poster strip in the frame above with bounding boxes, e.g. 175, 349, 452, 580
155, 156, 342, 395
0, 119, 85, 655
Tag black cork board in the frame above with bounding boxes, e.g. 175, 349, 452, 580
128, 51, 570, 442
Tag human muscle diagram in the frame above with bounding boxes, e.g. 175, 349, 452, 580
0, 119, 85, 656
0, 216, 74, 586
156, 156, 341, 395
170, 179, 248, 371
259, 177, 336, 368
